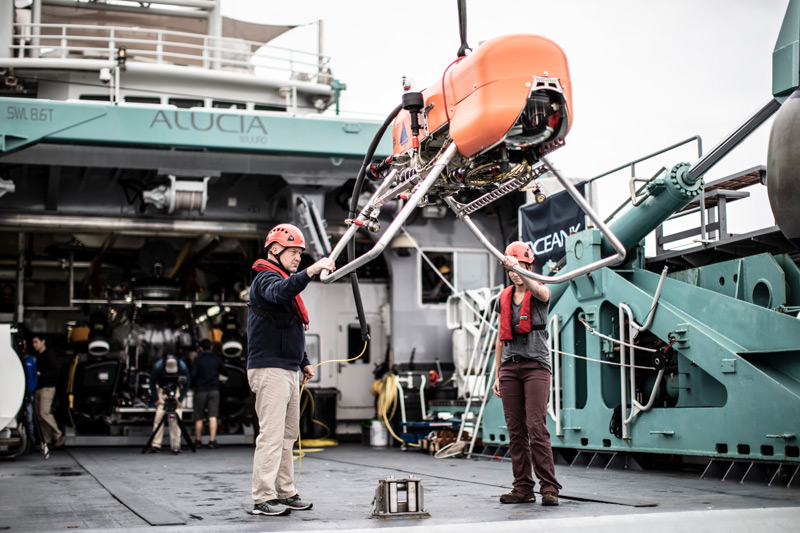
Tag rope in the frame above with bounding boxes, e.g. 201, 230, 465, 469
578, 318, 658, 353
375, 373, 420, 448
66, 355, 78, 428
294, 340, 369, 489
552, 347, 656, 371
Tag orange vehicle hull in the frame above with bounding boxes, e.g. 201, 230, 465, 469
393, 34, 572, 158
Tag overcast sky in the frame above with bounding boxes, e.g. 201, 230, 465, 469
223, 0, 789, 239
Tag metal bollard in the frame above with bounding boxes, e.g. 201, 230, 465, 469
370, 475, 431, 519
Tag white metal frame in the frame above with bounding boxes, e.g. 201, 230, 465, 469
617, 267, 668, 439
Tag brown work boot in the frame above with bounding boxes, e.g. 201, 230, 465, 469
499, 489, 536, 504
541, 491, 559, 506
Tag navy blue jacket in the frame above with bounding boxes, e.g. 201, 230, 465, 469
247, 266, 312, 371
24, 354, 38, 399
150, 358, 191, 403
191, 350, 229, 393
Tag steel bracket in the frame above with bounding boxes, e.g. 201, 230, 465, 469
370, 476, 431, 519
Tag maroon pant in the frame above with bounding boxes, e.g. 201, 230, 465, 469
499, 359, 561, 495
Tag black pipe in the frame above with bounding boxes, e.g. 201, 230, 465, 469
348, 103, 404, 341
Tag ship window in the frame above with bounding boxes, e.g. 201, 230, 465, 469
168, 98, 204, 109
125, 96, 161, 104
254, 103, 287, 112
420, 250, 493, 305
421, 252, 453, 305
79, 94, 111, 101
347, 324, 370, 364
213, 100, 246, 109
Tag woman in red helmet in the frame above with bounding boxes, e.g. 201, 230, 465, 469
247, 223, 335, 517
492, 241, 561, 506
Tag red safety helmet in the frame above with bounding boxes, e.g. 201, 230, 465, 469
504, 241, 535, 265
265, 223, 306, 250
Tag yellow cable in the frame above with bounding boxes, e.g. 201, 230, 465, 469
66, 355, 78, 428
376, 373, 420, 448
294, 340, 369, 489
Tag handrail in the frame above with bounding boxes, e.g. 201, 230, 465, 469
619, 303, 666, 440
10, 22, 331, 81
594, 136, 703, 224
586, 136, 703, 185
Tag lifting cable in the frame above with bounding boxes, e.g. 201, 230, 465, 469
294, 340, 369, 490
456, 0, 472, 57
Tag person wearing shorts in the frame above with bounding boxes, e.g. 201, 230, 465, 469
191, 339, 229, 448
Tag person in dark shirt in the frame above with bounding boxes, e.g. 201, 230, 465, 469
247, 223, 334, 517
191, 339, 229, 448
31, 335, 64, 448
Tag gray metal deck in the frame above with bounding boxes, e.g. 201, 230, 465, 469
1, 444, 798, 532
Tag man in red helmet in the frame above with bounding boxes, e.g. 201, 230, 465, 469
491, 241, 562, 507
247, 223, 335, 517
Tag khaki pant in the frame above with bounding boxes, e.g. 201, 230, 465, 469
248, 367, 299, 504
35, 386, 62, 445
152, 388, 183, 450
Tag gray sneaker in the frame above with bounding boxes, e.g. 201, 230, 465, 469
280, 494, 312, 510
252, 500, 290, 516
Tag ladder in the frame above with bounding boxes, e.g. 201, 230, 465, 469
448, 289, 501, 457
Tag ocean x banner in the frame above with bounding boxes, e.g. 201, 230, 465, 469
518, 183, 586, 274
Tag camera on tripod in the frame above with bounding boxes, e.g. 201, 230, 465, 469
142, 354, 195, 453
159, 379, 183, 413
157, 355, 187, 413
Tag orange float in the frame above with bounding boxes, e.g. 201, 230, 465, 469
392, 34, 572, 160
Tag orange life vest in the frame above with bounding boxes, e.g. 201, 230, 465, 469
498, 285, 546, 341
251, 259, 309, 326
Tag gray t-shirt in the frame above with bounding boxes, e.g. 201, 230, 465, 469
495, 292, 551, 372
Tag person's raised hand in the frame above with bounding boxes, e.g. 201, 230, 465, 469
307, 257, 336, 277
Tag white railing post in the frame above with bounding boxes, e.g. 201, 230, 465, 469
619, 302, 667, 439
547, 314, 562, 437
619, 305, 629, 440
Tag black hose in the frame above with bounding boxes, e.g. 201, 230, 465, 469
457, 0, 471, 57
348, 103, 404, 341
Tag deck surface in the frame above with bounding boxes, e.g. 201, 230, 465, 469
1, 443, 799, 532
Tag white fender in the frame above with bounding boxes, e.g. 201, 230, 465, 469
0, 325, 25, 431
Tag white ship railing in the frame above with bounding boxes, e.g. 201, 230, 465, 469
11, 23, 332, 84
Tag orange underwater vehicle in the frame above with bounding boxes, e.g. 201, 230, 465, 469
393, 34, 572, 162
321, 34, 624, 286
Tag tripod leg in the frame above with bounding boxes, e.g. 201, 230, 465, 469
142, 415, 167, 453
175, 416, 196, 453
